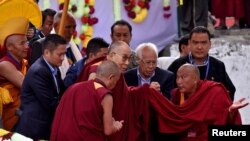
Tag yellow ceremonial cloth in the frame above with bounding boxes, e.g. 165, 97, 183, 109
0, 59, 28, 131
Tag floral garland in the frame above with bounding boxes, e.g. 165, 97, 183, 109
163, 0, 171, 19
58, 0, 98, 48
122, 0, 151, 23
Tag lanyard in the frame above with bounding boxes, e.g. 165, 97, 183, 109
188, 53, 210, 79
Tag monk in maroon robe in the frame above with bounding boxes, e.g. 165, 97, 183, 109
50, 61, 123, 141
168, 64, 246, 140
114, 64, 248, 141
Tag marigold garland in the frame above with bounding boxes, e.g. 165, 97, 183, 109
122, 0, 151, 23
163, 0, 171, 19
55, 0, 171, 46
58, 0, 98, 48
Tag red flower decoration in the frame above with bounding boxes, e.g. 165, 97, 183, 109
123, 0, 151, 21
128, 11, 136, 19
59, 3, 64, 10
131, 0, 136, 5
81, 16, 89, 24
91, 17, 99, 24
125, 5, 133, 11
89, 6, 95, 14
80, 34, 86, 40
73, 31, 78, 38
123, 0, 130, 4
163, 6, 170, 11
163, 13, 171, 18
85, 0, 89, 3
71, 5, 77, 13
144, 3, 150, 9
138, 1, 145, 8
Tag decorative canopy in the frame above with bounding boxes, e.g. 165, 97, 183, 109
0, 0, 42, 28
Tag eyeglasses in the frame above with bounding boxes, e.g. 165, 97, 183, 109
113, 52, 131, 62
141, 59, 157, 66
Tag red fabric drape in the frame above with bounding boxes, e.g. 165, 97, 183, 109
212, 0, 244, 19
75, 57, 242, 141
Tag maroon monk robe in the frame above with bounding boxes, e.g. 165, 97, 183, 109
169, 80, 241, 141
212, 0, 244, 19
0, 53, 28, 130
76, 56, 106, 82
76, 57, 149, 141
131, 80, 242, 141
50, 79, 112, 141
76, 57, 242, 141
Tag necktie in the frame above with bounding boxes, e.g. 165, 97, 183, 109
52, 69, 59, 94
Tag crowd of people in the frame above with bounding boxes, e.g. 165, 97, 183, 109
0, 0, 249, 141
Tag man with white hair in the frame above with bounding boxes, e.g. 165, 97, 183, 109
124, 42, 174, 99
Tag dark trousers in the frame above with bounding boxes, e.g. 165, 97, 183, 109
179, 0, 208, 35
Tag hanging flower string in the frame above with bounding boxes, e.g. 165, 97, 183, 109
163, 0, 171, 19
79, 0, 98, 48
58, 0, 98, 48
123, 0, 151, 23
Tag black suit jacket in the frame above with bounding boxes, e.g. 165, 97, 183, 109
29, 38, 77, 66
168, 55, 236, 101
124, 67, 174, 99
15, 57, 65, 140
29, 37, 45, 65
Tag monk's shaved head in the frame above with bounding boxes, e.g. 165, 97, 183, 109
176, 63, 200, 95
178, 63, 200, 79
96, 60, 121, 89
96, 60, 120, 78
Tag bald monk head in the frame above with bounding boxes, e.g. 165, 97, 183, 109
96, 60, 121, 89
176, 63, 200, 96
53, 11, 76, 42
107, 41, 131, 73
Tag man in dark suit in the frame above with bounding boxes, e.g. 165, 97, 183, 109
14, 34, 66, 140
124, 42, 174, 99
168, 26, 235, 101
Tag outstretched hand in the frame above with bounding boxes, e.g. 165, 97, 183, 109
229, 98, 249, 112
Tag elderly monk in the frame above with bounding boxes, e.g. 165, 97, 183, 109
0, 17, 29, 131
50, 61, 123, 141
147, 63, 248, 141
